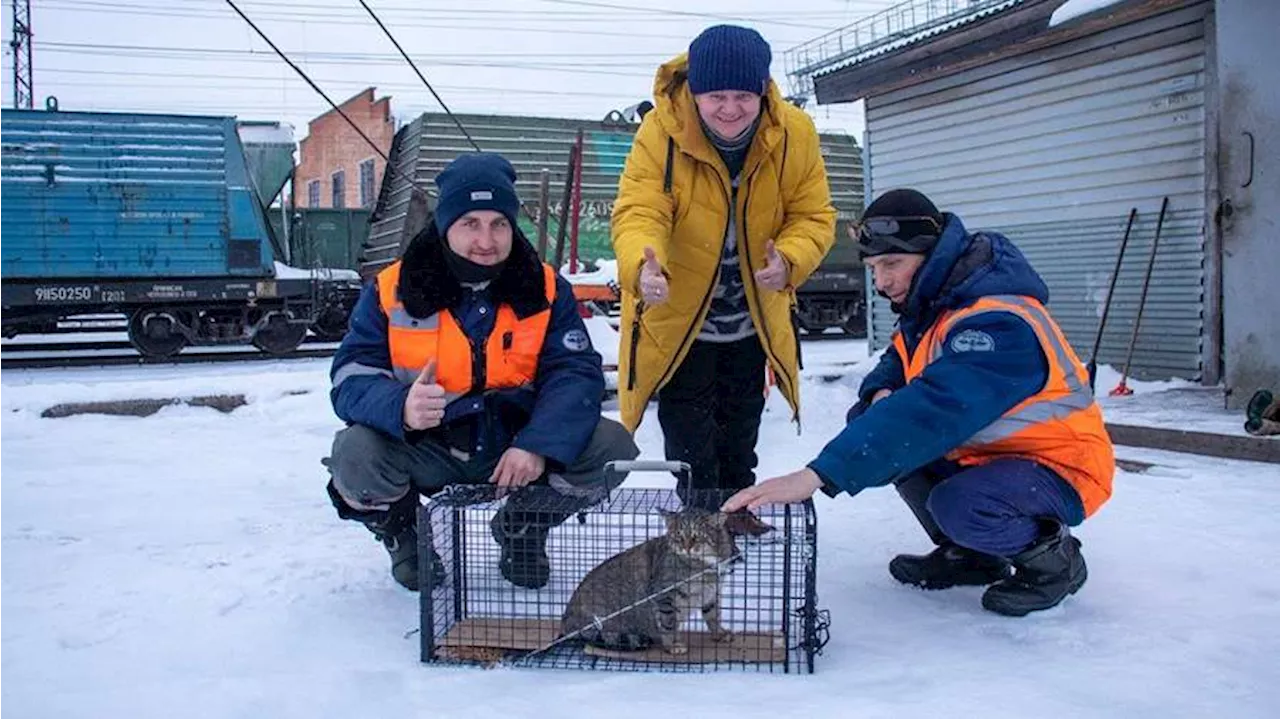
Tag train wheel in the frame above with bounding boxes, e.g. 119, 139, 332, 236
252, 313, 308, 355
842, 309, 868, 338
127, 309, 188, 358
310, 305, 350, 341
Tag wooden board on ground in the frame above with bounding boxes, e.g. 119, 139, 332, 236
439, 617, 560, 651
1106, 423, 1279, 464
584, 631, 786, 664
40, 394, 249, 419
437, 617, 785, 664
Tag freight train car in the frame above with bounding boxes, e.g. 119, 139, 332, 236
358, 109, 867, 336
0, 107, 361, 356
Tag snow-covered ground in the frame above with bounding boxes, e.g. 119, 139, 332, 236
1050, 0, 1128, 28
3, 345, 1278, 718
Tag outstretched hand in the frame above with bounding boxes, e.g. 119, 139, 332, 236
721, 468, 824, 512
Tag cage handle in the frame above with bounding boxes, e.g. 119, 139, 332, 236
603, 459, 691, 487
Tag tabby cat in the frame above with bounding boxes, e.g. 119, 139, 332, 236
561, 507, 740, 655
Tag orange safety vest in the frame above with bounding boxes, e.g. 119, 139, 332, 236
892, 294, 1114, 517
376, 261, 557, 402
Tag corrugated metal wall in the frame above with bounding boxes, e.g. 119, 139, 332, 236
363, 112, 641, 276
268, 208, 371, 271
1, 109, 273, 278
864, 3, 1210, 381
363, 111, 864, 278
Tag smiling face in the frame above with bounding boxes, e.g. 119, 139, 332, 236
444, 210, 513, 265
694, 90, 762, 140
863, 253, 927, 307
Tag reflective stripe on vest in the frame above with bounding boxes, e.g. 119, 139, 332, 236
375, 261, 557, 404
950, 297, 1094, 446
891, 294, 1114, 517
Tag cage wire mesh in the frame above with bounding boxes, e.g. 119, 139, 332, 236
418, 465, 828, 674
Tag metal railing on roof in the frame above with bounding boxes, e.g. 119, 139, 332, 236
783, 0, 1020, 102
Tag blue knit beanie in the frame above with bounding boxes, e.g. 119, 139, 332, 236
687, 25, 773, 96
433, 153, 521, 236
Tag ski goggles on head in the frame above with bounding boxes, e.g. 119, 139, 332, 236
855, 215, 942, 254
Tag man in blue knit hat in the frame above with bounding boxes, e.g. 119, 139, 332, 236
324, 152, 639, 592
613, 24, 836, 509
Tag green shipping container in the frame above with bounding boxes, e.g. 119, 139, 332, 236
269, 208, 371, 271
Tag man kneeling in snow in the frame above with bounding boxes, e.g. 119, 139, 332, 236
323, 153, 638, 591
724, 189, 1115, 617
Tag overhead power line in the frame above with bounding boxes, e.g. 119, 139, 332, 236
223, 0, 392, 169
33, 42, 656, 77
356, 0, 477, 152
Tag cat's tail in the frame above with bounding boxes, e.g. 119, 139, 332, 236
581, 628, 654, 652
561, 617, 654, 652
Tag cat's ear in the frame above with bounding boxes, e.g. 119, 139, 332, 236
723, 510, 776, 537
657, 507, 679, 529
711, 511, 729, 527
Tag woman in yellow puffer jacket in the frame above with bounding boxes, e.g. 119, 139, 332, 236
611, 24, 836, 508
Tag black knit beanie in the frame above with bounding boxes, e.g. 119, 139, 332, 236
856, 189, 945, 259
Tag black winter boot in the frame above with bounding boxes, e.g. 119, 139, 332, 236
490, 509, 553, 589
889, 542, 1013, 590
326, 481, 443, 591
982, 519, 1087, 617
1245, 390, 1280, 435
490, 505, 566, 590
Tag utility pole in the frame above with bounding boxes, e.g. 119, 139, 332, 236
11, 0, 33, 109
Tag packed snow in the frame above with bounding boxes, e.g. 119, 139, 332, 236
561, 258, 618, 287
2, 344, 1278, 718
272, 261, 361, 282
1050, 0, 1128, 27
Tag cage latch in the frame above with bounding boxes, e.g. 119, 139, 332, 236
796, 606, 832, 656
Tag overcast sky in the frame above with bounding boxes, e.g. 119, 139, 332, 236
1, 0, 893, 144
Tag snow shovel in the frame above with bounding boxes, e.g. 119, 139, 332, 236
1111, 197, 1169, 397
1087, 207, 1138, 392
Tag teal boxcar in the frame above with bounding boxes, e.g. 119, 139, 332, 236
1, 108, 360, 355
1, 109, 277, 279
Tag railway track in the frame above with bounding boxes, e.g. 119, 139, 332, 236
1, 343, 339, 370
800, 331, 866, 342
1, 336, 337, 355
2, 327, 859, 371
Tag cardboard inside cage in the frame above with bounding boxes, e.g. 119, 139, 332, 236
583, 631, 786, 664
439, 617, 785, 664
440, 617, 560, 651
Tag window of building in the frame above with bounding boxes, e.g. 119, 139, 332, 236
307, 180, 320, 208
331, 170, 345, 209
359, 159, 377, 209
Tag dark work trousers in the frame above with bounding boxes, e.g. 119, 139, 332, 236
326, 417, 639, 522
657, 336, 768, 510
895, 457, 1086, 558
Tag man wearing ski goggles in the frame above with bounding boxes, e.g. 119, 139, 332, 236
856, 215, 943, 254
727, 188, 1115, 618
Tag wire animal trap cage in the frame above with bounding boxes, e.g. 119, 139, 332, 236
418, 460, 829, 674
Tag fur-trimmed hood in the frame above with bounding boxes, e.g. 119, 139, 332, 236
396, 216, 550, 320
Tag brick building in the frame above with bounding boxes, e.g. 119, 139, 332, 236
294, 88, 394, 210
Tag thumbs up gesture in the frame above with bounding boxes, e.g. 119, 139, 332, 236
639, 246, 670, 306
753, 240, 789, 292
403, 359, 448, 431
